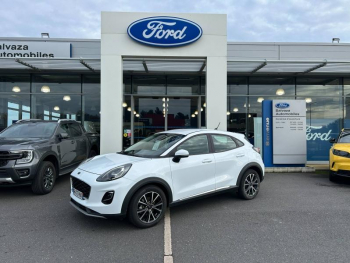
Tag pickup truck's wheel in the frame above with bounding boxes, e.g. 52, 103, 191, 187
239, 169, 260, 200
128, 185, 166, 228
89, 149, 97, 158
31, 161, 56, 195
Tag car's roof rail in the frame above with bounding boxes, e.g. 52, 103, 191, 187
58, 119, 78, 123
16, 119, 42, 123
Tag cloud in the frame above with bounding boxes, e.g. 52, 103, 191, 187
1, 0, 349, 42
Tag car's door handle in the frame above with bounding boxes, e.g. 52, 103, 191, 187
202, 159, 213, 163
236, 154, 245, 157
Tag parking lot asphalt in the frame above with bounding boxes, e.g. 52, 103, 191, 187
1, 172, 350, 263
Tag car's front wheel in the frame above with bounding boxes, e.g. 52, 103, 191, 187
239, 169, 261, 200
128, 185, 167, 228
31, 161, 56, 195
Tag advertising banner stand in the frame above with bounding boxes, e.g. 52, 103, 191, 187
262, 100, 307, 167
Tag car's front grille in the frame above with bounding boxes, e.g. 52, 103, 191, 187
337, 170, 350, 177
0, 151, 22, 160
0, 169, 8, 178
0, 160, 8, 167
71, 176, 91, 199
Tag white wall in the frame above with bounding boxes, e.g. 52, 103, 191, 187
101, 12, 227, 153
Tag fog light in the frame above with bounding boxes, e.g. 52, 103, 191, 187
102, 191, 114, 205
16, 169, 30, 177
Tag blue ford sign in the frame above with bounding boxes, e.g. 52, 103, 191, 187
127, 16, 203, 47
275, 102, 290, 109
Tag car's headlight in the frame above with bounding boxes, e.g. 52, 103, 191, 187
96, 163, 132, 182
333, 149, 349, 157
13, 150, 34, 164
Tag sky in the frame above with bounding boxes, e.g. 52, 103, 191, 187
1, 0, 350, 43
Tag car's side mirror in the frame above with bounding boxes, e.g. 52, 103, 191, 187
58, 132, 69, 140
172, 149, 189, 163
329, 138, 336, 143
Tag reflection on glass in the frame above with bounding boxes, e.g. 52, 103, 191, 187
83, 75, 100, 94
32, 95, 81, 121
297, 77, 341, 96
227, 76, 248, 95
134, 98, 165, 143
33, 75, 81, 93
0, 94, 30, 131
0, 74, 30, 93
83, 95, 100, 133
167, 76, 199, 95
167, 97, 198, 130
132, 76, 166, 95
249, 77, 295, 96
299, 96, 342, 161
227, 97, 247, 134
123, 96, 132, 149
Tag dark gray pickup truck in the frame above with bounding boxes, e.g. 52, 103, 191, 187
0, 119, 100, 194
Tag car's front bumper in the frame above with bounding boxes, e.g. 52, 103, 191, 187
329, 153, 350, 177
0, 159, 40, 185
69, 168, 135, 216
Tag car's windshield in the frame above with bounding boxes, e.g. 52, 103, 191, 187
122, 133, 185, 158
338, 131, 350, 143
0, 122, 57, 138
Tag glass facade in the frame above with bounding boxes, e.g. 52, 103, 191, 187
1, 72, 347, 162
227, 76, 346, 161
123, 75, 206, 148
0, 73, 100, 133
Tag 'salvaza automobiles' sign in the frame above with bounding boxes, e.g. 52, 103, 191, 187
127, 16, 203, 47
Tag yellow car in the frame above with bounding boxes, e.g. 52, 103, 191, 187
329, 129, 350, 181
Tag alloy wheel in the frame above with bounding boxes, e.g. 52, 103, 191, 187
43, 167, 54, 189
244, 173, 259, 197
137, 191, 163, 224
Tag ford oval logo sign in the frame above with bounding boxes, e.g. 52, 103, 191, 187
127, 16, 203, 47
275, 102, 290, 109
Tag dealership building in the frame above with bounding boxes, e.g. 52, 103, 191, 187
1, 12, 350, 163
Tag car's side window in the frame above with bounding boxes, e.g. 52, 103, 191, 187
211, 134, 237, 153
177, 135, 210, 155
69, 123, 83, 137
57, 124, 71, 137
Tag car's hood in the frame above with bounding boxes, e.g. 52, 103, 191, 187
0, 138, 49, 150
77, 153, 147, 175
333, 143, 350, 152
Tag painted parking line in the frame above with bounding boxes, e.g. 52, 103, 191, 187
164, 209, 173, 263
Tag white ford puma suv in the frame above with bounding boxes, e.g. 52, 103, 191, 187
70, 129, 264, 228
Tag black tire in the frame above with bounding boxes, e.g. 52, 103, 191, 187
31, 161, 56, 195
329, 171, 337, 182
128, 185, 167, 228
89, 149, 97, 158
239, 169, 261, 200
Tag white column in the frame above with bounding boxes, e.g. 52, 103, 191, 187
100, 54, 123, 154
206, 56, 227, 131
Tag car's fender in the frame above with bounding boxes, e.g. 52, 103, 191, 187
236, 162, 264, 185
120, 176, 173, 215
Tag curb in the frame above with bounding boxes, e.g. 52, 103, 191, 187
265, 167, 315, 173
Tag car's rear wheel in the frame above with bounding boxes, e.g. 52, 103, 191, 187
128, 185, 167, 228
31, 161, 56, 195
239, 169, 260, 200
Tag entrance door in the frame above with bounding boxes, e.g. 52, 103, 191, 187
167, 97, 199, 130
134, 97, 165, 143
132, 96, 201, 144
